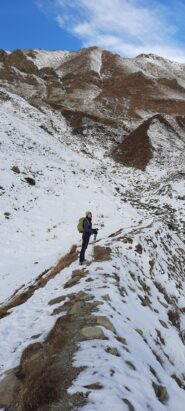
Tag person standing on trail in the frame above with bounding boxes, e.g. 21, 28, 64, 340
79, 211, 98, 265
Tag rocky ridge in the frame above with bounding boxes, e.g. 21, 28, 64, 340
0, 47, 185, 168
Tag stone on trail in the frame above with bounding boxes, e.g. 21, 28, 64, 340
106, 347, 120, 357
81, 326, 106, 340
152, 383, 169, 404
48, 296, 66, 306
96, 316, 116, 333
69, 301, 84, 316
94, 245, 111, 261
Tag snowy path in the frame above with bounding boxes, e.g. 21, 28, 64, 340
0, 222, 185, 410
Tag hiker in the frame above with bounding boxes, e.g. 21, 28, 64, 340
79, 211, 98, 265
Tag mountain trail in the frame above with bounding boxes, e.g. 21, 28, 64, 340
0, 231, 185, 410
0, 245, 114, 410
0, 226, 131, 321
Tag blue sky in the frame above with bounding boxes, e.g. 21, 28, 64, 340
1, 0, 185, 62
0, 0, 81, 51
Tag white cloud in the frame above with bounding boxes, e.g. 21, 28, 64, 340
37, 0, 185, 62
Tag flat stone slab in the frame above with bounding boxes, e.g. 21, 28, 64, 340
72, 269, 87, 278
64, 276, 80, 289
69, 301, 84, 316
96, 316, 116, 333
94, 246, 111, 262
81, 326, 105, 340
48, 296, 66, 306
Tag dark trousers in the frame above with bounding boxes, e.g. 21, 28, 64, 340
79, 235, 90, 263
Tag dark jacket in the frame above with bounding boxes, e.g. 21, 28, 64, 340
83, 217, 96, 237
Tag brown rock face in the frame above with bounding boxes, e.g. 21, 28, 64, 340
97, 51, 156, 117
5, 49, 38, 75
113, 113, 185, 170
113, 117, 153, 170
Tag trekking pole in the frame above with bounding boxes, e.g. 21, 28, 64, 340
94, 228, 99, 243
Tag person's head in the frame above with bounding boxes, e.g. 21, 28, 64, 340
86, 211, 92, 219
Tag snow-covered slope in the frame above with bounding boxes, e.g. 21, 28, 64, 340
23, 49, 72, 69
0, 90, 139, 303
